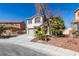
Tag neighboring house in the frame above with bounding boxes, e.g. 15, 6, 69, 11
72, 8, 79, 31
26, 14, 44, 36
0, 21, 26, 34
63, 8, 79, 36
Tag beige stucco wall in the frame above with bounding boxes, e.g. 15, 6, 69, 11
75, 10, 79, 20
72, 24, 77, 31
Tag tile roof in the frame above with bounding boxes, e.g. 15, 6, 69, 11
74, 8, 79, 13
0, 21, 24, 24
26, 14, 44, 20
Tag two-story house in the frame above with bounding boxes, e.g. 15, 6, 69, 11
0, 21, 26, 34
72, 8, 79, 31
63, 8, 79, 36
26, 14, 44, 36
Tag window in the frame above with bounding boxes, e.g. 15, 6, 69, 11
35, 17, 41, 23
28, 19, 32, 24
15, 24, 20, 26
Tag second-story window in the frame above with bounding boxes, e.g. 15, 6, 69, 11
28, 19, 32, 24
35, 17, 41, 23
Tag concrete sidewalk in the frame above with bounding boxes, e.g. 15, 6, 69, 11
0, 34, 79, 56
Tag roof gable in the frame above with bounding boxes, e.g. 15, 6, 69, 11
74, 8, 79, 13
26, 14, 44, 20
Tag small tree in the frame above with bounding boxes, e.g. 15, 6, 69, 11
50, 16, 65, 37
0, 26, 7, 36
0, 26, 14, 36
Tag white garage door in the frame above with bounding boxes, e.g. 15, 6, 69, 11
28, 29, 35, 36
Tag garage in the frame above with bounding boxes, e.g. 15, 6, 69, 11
28, 29, 36, 36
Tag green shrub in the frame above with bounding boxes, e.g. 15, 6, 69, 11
35, 26, 46, 40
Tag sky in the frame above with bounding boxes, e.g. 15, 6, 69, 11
0, 3, 79, 28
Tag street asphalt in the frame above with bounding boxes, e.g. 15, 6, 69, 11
0, 43, 47, 56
